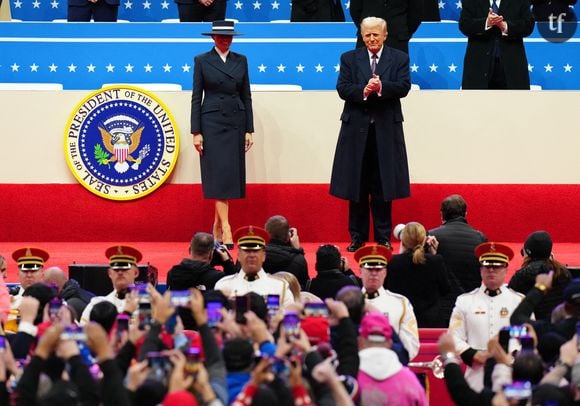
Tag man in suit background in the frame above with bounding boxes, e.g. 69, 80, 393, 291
174, 0, 226, 22
330, 16, 411, 252
290, 0, 345, 22
459, 0, 535, 89
67, 0, 119, 21
350, 0, 422, 53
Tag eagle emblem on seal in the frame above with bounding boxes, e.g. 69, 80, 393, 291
95, 115, 150, 174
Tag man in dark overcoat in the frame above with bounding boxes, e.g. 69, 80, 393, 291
330, 16, 411, 252
350, 0, 423, 53
290, 0, 345, 22
68, 0, 119, 21
459, 0, 534, 89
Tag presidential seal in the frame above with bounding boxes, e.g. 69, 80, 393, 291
64, 86, 179, 201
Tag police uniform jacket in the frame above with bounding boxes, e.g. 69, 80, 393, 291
214, 269, 294, 307
190, 48, 254, 199
363, 286, 419, 360
448, 284, 525, 391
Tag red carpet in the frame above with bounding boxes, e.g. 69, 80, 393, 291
3, 183, 580, 284
2, 241, 579, 285
2, 183, 580, 242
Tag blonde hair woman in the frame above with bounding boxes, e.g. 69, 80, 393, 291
273, 271, 323, 304
387, 222, 451, 327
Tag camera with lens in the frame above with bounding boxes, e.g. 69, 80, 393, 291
211, 241, 233, 267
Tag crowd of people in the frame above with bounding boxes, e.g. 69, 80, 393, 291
1, 4, 578, 406
1, 196, 579, 405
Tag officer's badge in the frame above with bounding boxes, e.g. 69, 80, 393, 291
500, 307, 509, 318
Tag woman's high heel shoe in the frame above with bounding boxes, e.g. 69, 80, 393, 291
222, 224, 234, 249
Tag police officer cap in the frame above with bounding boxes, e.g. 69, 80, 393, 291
105, 245, 142, 270
12, 247, 49, 272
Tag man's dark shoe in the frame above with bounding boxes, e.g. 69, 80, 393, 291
377, 241, 393, 250
346, 241, 365, 252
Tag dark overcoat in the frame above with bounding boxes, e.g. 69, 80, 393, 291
459, 0, 535, 89
290, 0, 345, 21
190, 49, 254, 199
330, 46, 411, 202
350, 0, 423, 46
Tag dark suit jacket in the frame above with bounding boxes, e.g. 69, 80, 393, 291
68, 0, 119, 6
429, 217, 487, 325
263, 239, 309, 289
330, 46, 411, 202
307, 269, 358, 300
459, 0, 535, 89
167, 258, 225, 330
350, 0, 423, 51
190, 49, 254, 199
291, 0, 345, 21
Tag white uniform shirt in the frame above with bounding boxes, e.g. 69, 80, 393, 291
80, 290, 128, 325
214, 269, 294, 307
363, 286, 420, 360
10, 286, 24, 310
448, 284, 525, 391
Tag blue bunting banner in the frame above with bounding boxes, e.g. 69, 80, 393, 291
9, 0, 466, 21
0, 22, 578, 90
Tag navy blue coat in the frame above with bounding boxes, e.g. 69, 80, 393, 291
190, 48, 254, 199
330, 46, 411, 202
68, 0, 119, 6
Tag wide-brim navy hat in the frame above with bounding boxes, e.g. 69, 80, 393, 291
202, 20, 242, 36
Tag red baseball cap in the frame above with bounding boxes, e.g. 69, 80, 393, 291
301, 316, 330, 345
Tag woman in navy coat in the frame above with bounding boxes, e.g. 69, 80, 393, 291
191, 21, 254, 248
386, 222, 451, 327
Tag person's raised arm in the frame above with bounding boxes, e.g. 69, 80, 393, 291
85, 322, 130, 406
15, 324, 64, 406
438, 332, 495, 405
326, 298, 359, 377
